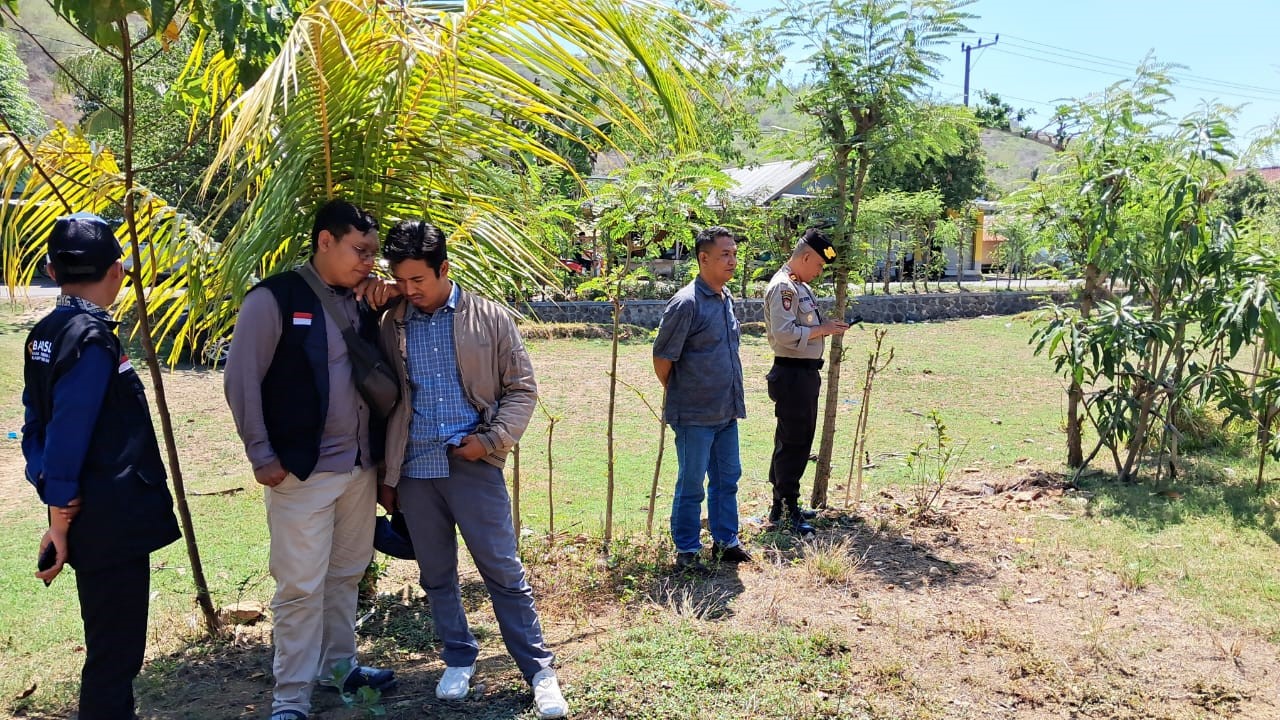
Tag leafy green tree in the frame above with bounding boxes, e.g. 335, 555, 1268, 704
770, 0, 973, 507
1217, 169, 1280, 225
605, 0, 784, 166
866, 111, 989, 207
858, 190, 943, 293
582, 152, 729, 552
0, 31, 43, 135
65, 32, 238, 239
183, 0, 713, 352
1016, 64, 1180, 467
989, 212, 1043, 289
973, 89, 1031, 132
1029, 78, 1280, 485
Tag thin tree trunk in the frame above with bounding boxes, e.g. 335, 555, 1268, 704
814, 144, 869, 508
844, 330, 891, 509
604, 292, 620, 553
646, 388, 668, 537
119, 22, 220, 635
882, 235, 892, 294
1067, 262, 1105, 469
545, 414, 557, 538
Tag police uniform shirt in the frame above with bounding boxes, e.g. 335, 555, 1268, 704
764, 264, 825, 360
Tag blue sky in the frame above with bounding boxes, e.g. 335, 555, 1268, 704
733, 0, 1280, 150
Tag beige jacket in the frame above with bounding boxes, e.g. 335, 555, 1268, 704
378, 288, 537, 487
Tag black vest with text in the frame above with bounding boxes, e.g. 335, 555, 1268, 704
255, 270, 385, 480
23, 307, 181, 570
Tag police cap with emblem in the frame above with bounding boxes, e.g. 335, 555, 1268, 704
801, 227, 836, 264
47, 212, 122, 281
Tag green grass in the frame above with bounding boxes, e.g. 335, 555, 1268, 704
1040, 469, 1280, 639
575, 619, 873, 719
515, 315, 1066, 535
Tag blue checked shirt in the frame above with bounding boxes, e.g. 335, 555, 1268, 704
403, 282, 480, 479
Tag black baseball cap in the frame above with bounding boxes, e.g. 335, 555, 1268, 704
801, 228, 837, 263
47, 212, 122, 280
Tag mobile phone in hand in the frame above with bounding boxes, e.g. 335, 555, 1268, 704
37, 542, 57, 587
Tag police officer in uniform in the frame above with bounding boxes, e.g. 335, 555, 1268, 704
22, 212, 182, 720
763, 228, 848, 535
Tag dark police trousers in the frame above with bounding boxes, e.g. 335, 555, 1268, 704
766, 357, 823, 505
76, 555, 150, 720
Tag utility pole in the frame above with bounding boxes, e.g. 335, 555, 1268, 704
961, 35, 998, 106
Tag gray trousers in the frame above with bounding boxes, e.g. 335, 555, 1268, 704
399, 455, 554, 682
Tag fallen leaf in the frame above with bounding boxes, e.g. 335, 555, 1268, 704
14, 682, 36, 700
1025, 597, 1043, 604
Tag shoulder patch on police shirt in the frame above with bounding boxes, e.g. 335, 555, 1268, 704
780, 287, 794, 311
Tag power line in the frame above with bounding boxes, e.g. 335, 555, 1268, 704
962, 29, 1280, 98
934, 80, 1060, 110
1000, 39, 1280, 99
989, 47, 1280, 104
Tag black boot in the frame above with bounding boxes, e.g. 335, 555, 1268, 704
786, 502, 815, 537
768, 499, 783, 525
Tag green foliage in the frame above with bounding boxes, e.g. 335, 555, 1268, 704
866, 106, 989, 208
0, 31, 43, 135
1028, 83, 1280, 483
606, 0, 784, 164
323, 660, 385, 717
858, 189, 944, 287
179, 0, 716, 357
907, 410, 964, 520
1217, 169, 1280, 226
592, 152, 730, 274
191, 0, 306, 87
49, 0, 179, 50
973, 89, 1032, 132
989, 212, 1048, 289
65, 31, 236, 239
768, 0, 973, 504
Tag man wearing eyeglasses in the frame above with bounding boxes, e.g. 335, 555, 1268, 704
225, 199, 399, 720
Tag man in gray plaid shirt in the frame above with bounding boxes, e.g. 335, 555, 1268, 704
376, 220, 567, 719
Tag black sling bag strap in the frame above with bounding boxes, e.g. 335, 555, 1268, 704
298, 264, 400, 418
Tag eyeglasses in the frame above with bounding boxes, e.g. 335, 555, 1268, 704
346, 240, 378, 262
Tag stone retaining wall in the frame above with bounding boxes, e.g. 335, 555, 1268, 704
519, 290, 1071, 328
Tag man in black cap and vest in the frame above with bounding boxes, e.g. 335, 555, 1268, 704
22, 211, 182, 719
224, 198, 397, 720
763, 228, 848, 535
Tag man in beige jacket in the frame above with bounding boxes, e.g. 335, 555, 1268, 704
376, 220, 566, 719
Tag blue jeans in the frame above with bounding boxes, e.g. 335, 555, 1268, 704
670, 421, 742, 554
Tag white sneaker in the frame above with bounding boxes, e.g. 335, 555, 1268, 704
532, 668, 568, 719
435, 663, 476, 700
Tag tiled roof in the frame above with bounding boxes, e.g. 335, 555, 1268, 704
1232, 166, 1280, 183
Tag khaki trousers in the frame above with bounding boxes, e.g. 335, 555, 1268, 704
264, 467, 376, 715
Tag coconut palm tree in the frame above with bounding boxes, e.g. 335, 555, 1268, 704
0, 0, 710, 633
183, 0, 710, 348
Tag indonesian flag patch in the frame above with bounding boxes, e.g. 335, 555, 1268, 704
118, 354, 133, 374
292, 312, 313, 326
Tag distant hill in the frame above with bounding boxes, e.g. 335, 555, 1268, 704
979, 128, 1058, 197
8, 1, 85, 128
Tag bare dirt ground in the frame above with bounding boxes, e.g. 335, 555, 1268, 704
19, 475, 1265, 720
